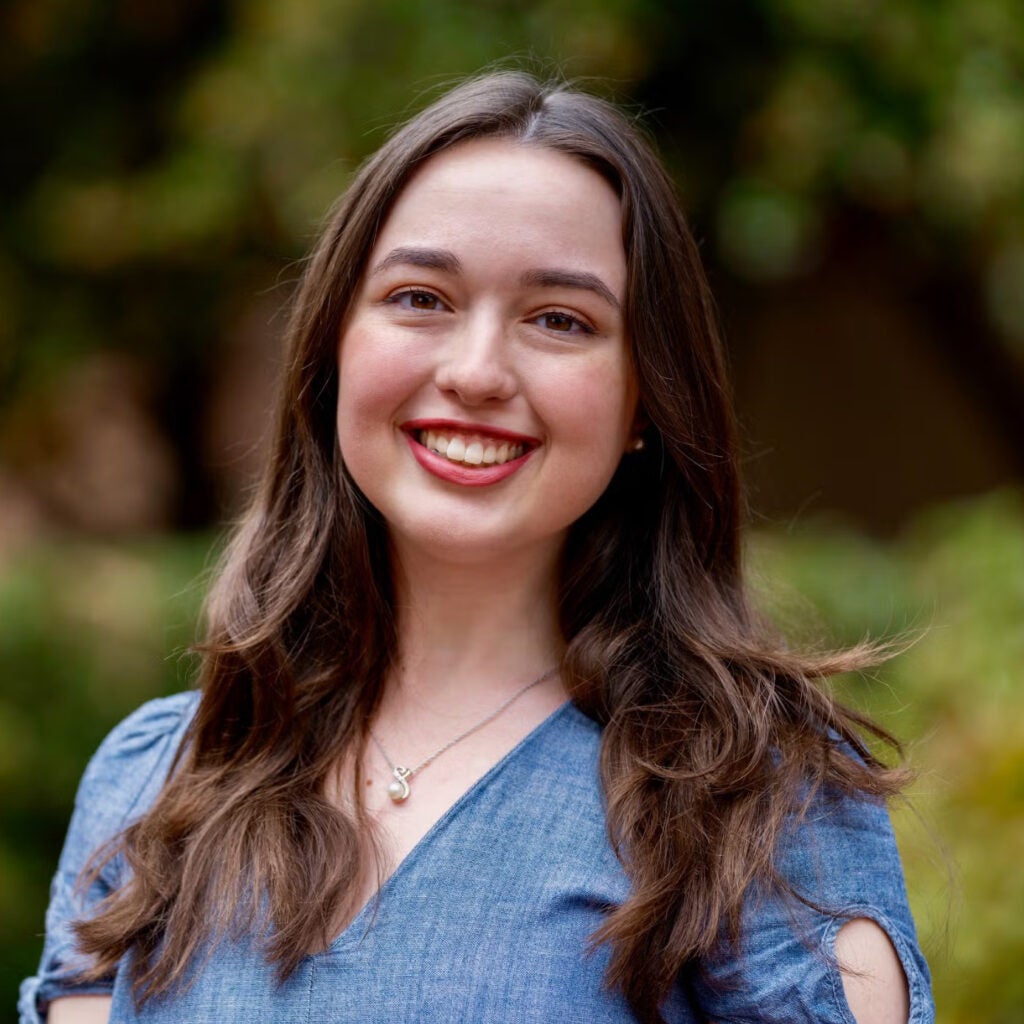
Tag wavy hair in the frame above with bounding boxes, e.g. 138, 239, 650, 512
75, 71, 905, 1023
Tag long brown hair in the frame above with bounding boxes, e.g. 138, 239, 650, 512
75, 71, 905, 1022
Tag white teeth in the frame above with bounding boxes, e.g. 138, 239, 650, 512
425, 430, 449, 454
417, 430, 526, 467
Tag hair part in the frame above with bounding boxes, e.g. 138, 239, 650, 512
73, 70, 906, 1023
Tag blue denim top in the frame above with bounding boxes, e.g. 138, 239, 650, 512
21, 692, 934, 1023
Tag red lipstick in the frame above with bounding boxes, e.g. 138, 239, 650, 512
401, 419, 539, 487
401, 419, 541, 445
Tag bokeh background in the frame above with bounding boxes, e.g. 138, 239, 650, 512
2, 1, 1022, 1020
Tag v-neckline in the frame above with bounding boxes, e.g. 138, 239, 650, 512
324, 698, 575, 953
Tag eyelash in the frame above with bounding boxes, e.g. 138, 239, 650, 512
535, 309, 594, 335
385, 289, 447, 312
383, 289, 595, 336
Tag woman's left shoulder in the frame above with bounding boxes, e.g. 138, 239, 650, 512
690, 785, 935, 1024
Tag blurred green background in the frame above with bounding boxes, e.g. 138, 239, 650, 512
2, 1, 1022, 1021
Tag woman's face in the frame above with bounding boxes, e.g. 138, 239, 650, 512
336, 138, 638, 568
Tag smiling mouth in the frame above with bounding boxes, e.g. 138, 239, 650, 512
415, 429, 529, 467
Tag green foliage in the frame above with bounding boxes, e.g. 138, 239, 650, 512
751, 489, 1024, 1023
0, 534, 211, 1007
3, 491, 1022, 1018
5, 0, 1024, 399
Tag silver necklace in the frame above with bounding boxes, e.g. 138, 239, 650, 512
369, 667, 557, 803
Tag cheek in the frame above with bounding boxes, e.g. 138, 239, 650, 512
546, 356, 637, 448
336, 326, 421, 438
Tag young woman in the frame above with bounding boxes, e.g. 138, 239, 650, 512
21, 72, 934, 1024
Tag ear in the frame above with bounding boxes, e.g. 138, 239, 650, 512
625, 406, 649, 453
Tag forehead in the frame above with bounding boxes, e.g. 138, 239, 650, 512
368, 139, 626, 291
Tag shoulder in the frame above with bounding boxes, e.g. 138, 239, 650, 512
18, 692, 200, 1022
84, 690, 198, 777
553, 700, 603, 749
691, 784, 935, 1023
71, 691, 199, 858
78, 689, 199, 804
90, 689, 198, 756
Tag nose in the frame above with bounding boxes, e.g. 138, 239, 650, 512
434, 310, 518, 405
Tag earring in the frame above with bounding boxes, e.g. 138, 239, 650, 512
630, 436, 645, 452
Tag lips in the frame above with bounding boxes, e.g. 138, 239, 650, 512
401, 419, 539, 486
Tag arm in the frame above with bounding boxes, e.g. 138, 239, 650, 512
46, 996, 112, 1024
691, 787, 933, 1024
19, 693, 197, 1024
836, 917, 911, 1024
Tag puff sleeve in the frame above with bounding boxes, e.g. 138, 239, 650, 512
18, 692, 199, 1024
690, 785, 935, 1023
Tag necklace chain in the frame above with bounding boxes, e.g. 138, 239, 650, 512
369, 666, 557, 803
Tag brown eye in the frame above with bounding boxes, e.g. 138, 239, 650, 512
387, 289, 446, 312
535, 310, 593, 335
544, 313, 574, 331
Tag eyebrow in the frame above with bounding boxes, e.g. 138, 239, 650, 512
371, 246, 462, 275
519, 268, 620, 310
370, 247, 620, 311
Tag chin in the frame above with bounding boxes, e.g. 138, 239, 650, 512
387, 519, 563, 571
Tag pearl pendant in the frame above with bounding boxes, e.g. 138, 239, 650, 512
387, 767, 411, 803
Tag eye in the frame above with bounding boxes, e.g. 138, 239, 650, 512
387, 289, 447, 311
535, 310, 594, 335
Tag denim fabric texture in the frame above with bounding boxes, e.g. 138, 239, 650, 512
20, 692, 935, 1023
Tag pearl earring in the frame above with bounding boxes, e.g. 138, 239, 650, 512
630, 437, 645, 452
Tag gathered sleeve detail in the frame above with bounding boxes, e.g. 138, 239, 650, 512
19, 691, 199, 1023
690, 786, 935, 1024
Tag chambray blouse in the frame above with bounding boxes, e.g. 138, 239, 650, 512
21, 692, 934, 1023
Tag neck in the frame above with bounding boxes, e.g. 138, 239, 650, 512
386, 541, 565, 705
